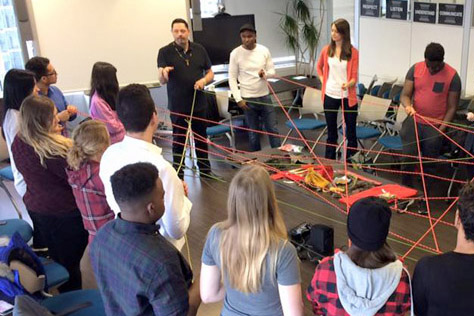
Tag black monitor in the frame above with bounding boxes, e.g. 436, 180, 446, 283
193, 15, 255, 65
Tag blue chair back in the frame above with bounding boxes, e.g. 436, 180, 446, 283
370, 85, 381, 96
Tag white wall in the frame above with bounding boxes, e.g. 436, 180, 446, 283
359, 17, 411, 85
359, 16, 464, 87
410, 23, 463, 70
29, 0, 188, 92
465, 27, 474, 96
333, 0, 355, 44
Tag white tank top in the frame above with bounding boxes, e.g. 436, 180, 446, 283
326, 56, 348, 99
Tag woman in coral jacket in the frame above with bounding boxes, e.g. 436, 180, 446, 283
316, 18, 359, 161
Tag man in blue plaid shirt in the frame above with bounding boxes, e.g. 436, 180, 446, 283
90, 162, 200, 315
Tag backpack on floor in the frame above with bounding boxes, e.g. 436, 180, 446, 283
0, 232, 45, 304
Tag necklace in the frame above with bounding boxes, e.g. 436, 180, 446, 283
174, 43, 192, 66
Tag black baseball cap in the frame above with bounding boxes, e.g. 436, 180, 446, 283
240, 23, 256, 34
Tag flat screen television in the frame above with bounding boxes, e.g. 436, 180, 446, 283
193, 15, 255, 65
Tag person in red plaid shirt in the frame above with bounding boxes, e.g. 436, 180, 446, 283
307, 197, 411, 316
66, 120, 115, 288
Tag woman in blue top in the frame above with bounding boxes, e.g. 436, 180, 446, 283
200, 165, 304, 316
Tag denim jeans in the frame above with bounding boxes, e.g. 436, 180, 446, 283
244, 95, 281, 152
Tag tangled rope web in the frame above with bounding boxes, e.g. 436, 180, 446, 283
77, 76, 474, 261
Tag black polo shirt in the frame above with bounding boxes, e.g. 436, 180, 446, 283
157, 41, 212, 114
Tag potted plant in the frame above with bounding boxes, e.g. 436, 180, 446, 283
278, 0, 324, 77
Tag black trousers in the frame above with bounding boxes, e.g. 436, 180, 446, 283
400, 116, 443, 190
323, 95, 358, 160
465, 124, 474, 181
27, 210, 48, 250
29, 211, 88, 292
171, 112, 210, 178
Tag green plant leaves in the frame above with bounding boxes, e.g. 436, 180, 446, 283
277, 0, 323, 75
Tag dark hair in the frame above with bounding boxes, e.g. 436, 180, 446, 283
328, 18, 352, 61
424, 42, 444, 62
111, 162, 159, 205
458, 183, 474, 241
116, 84, 156, 133
171, 18, 189, 29
2, 69, 35, 126
25, 56, 50, 81
346, 242, 397, 269
90, 62, 119, 111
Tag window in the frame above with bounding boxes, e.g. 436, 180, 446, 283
0, 0, 24, 93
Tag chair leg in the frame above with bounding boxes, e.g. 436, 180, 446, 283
447, 167, 459, 198
361, 137, 380, 160
311, 127, 327, 152
0, 180, 22, 219
225, 132, 234, 150
372, 145, 385, 164
230, 126, 236, 151
281, 129, 293, 146
335, 141, 343, 157
188, 131, 196, 169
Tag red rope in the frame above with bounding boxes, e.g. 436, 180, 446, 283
266, 80, 336, 185
413, 115, 440, 251
416, 113, 474, 161
402, 198, 458, 259
340, 92, 350, 214
75, 86, 463, 258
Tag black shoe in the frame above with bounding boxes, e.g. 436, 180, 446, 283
397, 199, 415, 214
32, 247, 50, 258
418, 201, 428, 215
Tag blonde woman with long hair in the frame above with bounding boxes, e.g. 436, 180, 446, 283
200, 165, 304, 316
11, 95, 88, 292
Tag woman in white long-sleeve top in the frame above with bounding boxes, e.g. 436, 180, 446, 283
1, 69, 37, 197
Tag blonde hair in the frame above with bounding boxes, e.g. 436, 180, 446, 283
217, 165, 288, 293
19, 95, 72, 166
67, 120, 110, 170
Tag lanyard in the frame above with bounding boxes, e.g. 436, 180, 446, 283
174, 43, 192, 66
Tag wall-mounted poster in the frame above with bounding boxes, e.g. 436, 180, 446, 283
386, 0, 408, 20
361, 0, 380, 17
414, 2, 436, 24
438, 4, 463, 26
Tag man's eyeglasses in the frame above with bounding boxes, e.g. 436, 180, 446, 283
45, 71, 57, 76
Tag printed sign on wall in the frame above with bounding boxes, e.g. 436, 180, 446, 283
361, 0, 380, 17
386, 0, 408, 20
438, 4, 463, 26
414, 2, 437, 24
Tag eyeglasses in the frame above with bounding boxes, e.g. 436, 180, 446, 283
45, 70, 57, 76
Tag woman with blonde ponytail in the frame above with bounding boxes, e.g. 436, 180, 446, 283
11, 95, 88, 292
66, 120, 114, 289
200, 165, 304, 316
66, 120, 114, 240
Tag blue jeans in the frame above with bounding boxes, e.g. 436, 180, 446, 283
244, 95, 281, 151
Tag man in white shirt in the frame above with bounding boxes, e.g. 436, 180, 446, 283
100, 84, 191, 250
228, 24, 281, 152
